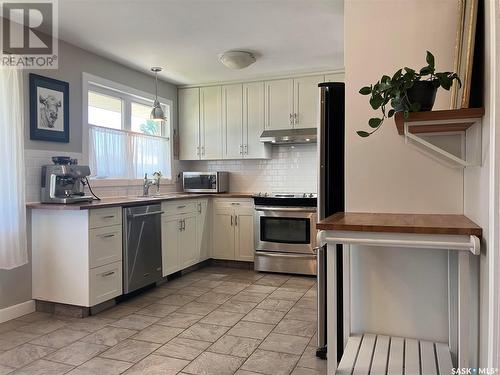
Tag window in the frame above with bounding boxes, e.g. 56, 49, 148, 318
86, 81, 172, 180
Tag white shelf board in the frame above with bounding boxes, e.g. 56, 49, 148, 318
337, 333, 453, 375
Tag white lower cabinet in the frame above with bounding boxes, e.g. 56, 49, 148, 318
32, 207, 123, 307
235, 207, 255, 262
196, 199, 211, 261
212, 199, 255, 262
161, 215, 182, 276
161, 199, 209, 277
213, 207, 236, 260
89, 261, 123, 306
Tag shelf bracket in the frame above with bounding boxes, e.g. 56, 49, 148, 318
403, 117, 482, 168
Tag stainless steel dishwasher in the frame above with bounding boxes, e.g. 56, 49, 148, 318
123, 204, 163, 294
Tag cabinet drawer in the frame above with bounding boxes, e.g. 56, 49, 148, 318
213, 198, 253, 210
89, 208, 122, 229
89, 225, 122, 268
162, 200, 197, 216
89, 261, 122, 306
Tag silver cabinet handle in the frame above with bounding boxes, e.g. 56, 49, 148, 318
102, 215, 115, 219
293, 113, 298, 125
289, 113, 293, 125
179, 220, 183, 231
183, 219, 186, 231
100, 234, 115, 239
129, 211, 164, 219
197, 203, 202, 213
177, 205, 186, 209
102, 271, 115, 277
231, 202, 240, 206
244, 144, 248, 154
234, 215, 238, 226
196, 146, 200, 156
230, 215, 233, 226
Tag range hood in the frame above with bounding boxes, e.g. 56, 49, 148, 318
260, 128, 317, 144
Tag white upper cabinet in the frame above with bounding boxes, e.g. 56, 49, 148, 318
264, 79, 294, 130
179, 88, 200, 161
222, 84, 244, 159
243, 82, 271, 159
178, 72, 332, 160
293, 75, 324, 128
200, 86, 223, 160
264, 75, 324, 130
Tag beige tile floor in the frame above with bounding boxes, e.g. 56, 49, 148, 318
0, 267, 327, 375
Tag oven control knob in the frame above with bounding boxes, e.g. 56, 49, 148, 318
264, 192, 269, 197
303, 193, 307, 198
309, 193, 314, 198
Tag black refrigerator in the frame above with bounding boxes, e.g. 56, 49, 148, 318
316, 82, 345, 361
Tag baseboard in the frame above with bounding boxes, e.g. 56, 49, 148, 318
0, 300, 36, 323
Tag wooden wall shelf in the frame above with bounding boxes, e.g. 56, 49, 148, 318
317, 212, 482, 237
394, 108, 485, 135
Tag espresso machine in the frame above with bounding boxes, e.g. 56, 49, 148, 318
41, 157, 94, 204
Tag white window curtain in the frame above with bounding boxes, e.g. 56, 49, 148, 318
89, 125, 171, 179
0, 69, 28, 269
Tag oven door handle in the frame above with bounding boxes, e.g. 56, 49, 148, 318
255, 206, 317, 213
256, 252, 317, 259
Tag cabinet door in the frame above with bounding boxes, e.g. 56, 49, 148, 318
243, 82, 270, 159
196, 200, 210, 261
235, 207, 255, 262
293, 75, 324, 129
222, 84, 243, 159
161, 215, 181, 276
179, 88, 201, 160
212, 208, 235, 260
180, 214, 198, 268
200, 86, 223, 160
264, 79, 294, 130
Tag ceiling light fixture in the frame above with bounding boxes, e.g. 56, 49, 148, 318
150, 67, 165, 122
218, 51, 256, 70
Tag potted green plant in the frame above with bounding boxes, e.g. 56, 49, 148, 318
357, 51, 461, 137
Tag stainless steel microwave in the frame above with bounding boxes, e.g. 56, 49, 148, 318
183, 172, 229, 193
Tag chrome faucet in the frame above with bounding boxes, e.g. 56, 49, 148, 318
143, 171, 162, 196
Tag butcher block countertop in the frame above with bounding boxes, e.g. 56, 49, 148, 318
317, 212, 482, 237
27, 192, 254, 210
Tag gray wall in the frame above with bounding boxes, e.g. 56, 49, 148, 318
24, 39, 178, 153
0, 39, 178, 310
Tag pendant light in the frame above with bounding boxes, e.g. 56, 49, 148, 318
150, 67, 165, 122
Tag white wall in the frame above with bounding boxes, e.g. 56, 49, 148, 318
345, 0, 463, 343
1, 38, 178, 312
464, 0, 499, 368
180, 144, 317, 193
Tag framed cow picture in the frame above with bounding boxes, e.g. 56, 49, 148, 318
29, 74, 69, 143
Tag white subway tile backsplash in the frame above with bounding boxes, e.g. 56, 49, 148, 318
179, 144, 317, 193
25, 144, 316, 202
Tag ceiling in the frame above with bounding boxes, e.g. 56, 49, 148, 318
58, 0, 344, 85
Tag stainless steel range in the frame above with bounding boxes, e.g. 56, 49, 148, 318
253, 192, 317, 275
